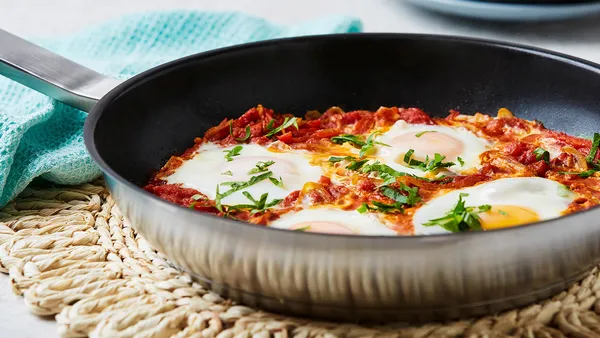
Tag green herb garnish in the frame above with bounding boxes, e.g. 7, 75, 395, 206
380, 183, 421, 207
498, 209, 508, 216
266, 119, 276, 131
248, 161, 275, 174
358, 201, 404, 214
331, 132, 389, 158
223, 145, 243, 162
226, 191, 282, 214
215, 172, 275, 212
415, 131, 435, 138
587, 133, 600, 164
221, 170, 233, 176
265, 117, 299, 137
229, 121, 251, 142
557, 184, 572, 197
457, 157, 465, 166
294, 226, 311, 232
423, 193, 491, 232
559, 133, 600, 178
533, 147, 550, 163
403, 149, 455, 172
359, 132, 390, 158
268, 176, 284, 187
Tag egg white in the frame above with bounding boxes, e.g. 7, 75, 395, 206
269, 208, 398, 235
375, 121, 490, 177
165, 143, 323, 205
413, 177, 576, 235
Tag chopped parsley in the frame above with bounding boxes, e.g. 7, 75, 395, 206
423, 193, 491, 233
403, 149, 455, 172
331, 132, 389, 158
223, 145, 243, 162
226, 191, 282, 214
357, 201, 404, 214
268, 176, 284, 187
265, 117, 299, 137
331, 134, 365, 147
330, 156, 449, 185
587, 133, 600, 164
559, 132, 600, 177
557, 184, 572, 197
533, 147, 550, 163
215, 171, 274, 211
221, 170, 233, 176
229, 121, 251, 142
380, 183, 421, 207
457, 157, 465, 166
498, 209, 508, 216
360, 132, 390, 158
415, 131, 435, 138
248, 161, 275, 174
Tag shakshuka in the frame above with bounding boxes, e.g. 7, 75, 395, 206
144, 106, 600, 235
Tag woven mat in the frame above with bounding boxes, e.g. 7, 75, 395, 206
2, 180, 600, 337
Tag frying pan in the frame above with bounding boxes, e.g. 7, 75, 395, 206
2, 29, 600, 323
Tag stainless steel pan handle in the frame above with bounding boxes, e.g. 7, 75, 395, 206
0, 28, 122, 112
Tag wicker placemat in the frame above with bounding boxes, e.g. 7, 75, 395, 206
1, 180, 600, 337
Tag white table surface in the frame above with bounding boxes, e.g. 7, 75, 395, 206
1, 1, 599, 337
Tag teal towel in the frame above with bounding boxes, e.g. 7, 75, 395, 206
0, 11, 362, 207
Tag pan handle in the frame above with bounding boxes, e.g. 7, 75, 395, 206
0, 28, 122, 112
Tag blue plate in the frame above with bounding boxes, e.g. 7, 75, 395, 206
406, 0, 600, 21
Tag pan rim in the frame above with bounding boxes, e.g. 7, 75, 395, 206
84, 32, 600, 241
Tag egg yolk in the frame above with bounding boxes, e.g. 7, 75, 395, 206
292, 221, 354, 234
479, 205, 539, 230
220, 156, 297, 178
391, 131, 464, 162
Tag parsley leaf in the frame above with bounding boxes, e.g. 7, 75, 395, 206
358, 201, 404, 214
221, 170, 233, 176
226, 191, 282, 214
422, 193, 491, 232
331, 132, 389, 158
457, 157, 465, 166
587, 132, 600, 164
265, 117, 299, 138
268, 176, 284, 187
229, 121, 251, 142
558, 132, 600, 177
403, 149, 455, 172
498, 209, 508, 216
415, 131, 435, 138
359, 132, 390, 158
248, 161, 275, 174
218, 171, 273, 201
380, 183, 421, 207
328, 156, 355, 163
223, 145, 243, 162
559, 169, 599, 178
328, 156, 369, 171
331, 134, 365, 147
533, 147, 550, 163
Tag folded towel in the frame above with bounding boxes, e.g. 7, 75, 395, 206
0, 11, 362, 207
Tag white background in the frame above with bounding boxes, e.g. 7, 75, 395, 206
1, 1, 599, 337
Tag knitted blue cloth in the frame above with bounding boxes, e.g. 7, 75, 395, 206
0, 11, 362, 207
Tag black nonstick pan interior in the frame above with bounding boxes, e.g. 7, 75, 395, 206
90, 34, 600, 187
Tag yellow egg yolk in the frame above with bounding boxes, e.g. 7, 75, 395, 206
479, 205, 540, 230
391, 131, 464, 162
292, 221, 354, 234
